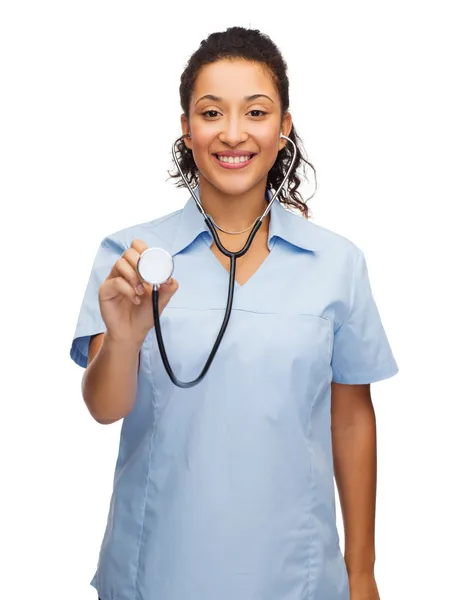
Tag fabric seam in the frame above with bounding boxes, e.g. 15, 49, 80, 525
334, 247, 359, 335
306, 342, 332, 600
132, 334, 159, 600
165, 305, 332, 322
308, 386, 316, 600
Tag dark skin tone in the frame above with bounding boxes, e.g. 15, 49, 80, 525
177, 59, 380, 599
332, 381, 380, 600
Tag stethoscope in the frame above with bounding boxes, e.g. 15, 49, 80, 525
137, 132, 297, 388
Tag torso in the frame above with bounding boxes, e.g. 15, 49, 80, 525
210, 230, 270, 287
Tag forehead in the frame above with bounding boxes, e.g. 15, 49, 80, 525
192, 59, 278, 102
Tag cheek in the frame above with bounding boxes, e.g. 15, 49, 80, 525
258, 134, 281, 169
189, 132, 212, 163
261, 127, 281, 149
189, 120, 211, 143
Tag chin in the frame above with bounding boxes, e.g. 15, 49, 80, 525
199, 170, 266, 197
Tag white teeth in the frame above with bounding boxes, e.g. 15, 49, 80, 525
217, 154, 252, 164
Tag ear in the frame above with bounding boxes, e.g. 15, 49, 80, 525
180, 114, 192, 150
278, 111, 293, 151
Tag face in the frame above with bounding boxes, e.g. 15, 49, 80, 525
181, 59, 292, 197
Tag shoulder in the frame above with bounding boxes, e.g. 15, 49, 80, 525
98, 207, 184, 253
298, 213, 363, 266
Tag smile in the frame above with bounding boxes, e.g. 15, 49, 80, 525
212, 154, 256, 169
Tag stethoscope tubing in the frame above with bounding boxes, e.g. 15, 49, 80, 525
152, 133, 296, 388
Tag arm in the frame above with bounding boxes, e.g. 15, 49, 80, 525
81, 331, 143, 425
331, 381, 377, 577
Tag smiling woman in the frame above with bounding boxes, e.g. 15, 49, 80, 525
170, 32, 316, 222
70, 25, 399, 600
179, 58, 293, 214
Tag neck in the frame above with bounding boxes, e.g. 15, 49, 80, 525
198, 177, 270, 233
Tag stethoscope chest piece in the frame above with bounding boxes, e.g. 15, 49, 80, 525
137, 247, 174, 285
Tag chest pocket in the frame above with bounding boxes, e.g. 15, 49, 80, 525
145, 306, 334, 418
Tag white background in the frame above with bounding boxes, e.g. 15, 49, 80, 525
1, 1, 453, 599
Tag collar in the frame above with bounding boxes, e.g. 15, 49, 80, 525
170, 185, 320, 256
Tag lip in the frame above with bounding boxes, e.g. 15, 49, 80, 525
212, 153, 256, 170
215, 150, 255, 157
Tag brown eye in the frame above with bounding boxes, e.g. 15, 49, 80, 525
202, 110, 220, 118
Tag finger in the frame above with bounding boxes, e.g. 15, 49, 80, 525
130, 238, 149, 255
106, 247, 140, 283
122, 243, 151, 286
155, 278, 179, 298
113, 257, 145, 295
162, 277, 178, 290
154, 278, 179, 312
122, 247, 142, 272
101, 275, 141, 304
118, 244, 147, 292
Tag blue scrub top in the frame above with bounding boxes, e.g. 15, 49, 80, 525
70, 185, 398, 600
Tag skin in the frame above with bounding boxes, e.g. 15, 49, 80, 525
331, 381, 380, 600
180, 58, 292, 252
181, 58, 381, 599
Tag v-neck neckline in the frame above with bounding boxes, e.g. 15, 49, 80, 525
207, 240, 276, 290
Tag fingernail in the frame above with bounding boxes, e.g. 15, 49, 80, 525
136, 283, 144, 294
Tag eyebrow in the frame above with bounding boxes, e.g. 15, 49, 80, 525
195, 94, 275, 106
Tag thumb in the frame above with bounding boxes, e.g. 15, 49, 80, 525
155, 277, 179, 312
160, 277, 179, 294
142, 277, 178, 294
144, 277, 179, 303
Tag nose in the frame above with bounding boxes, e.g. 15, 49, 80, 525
218, 119, 248, 146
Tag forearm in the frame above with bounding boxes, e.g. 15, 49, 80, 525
82, 331, 142, 424
332, 405, 378, 575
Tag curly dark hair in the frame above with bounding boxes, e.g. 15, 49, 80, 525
168, 26, 317, 218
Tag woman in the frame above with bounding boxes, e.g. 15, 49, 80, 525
70, 26, 398, 600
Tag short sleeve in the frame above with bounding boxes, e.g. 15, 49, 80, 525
331, 248, 399, 384
70, 235, 125, 368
